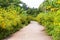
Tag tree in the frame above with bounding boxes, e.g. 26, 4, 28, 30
0, 0, 21, 7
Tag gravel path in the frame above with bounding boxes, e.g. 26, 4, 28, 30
4, 21, 52, 40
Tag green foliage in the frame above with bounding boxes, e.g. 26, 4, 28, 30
1, 0, 60, 40
20, 13, 28, 25
0, 4, 35, 40
0, 7, 28, 40
36, 10, 60, 40
0, 0, 39, 40
6, 4, 21, 13
39, 0, 60, 12
38, 0, 60, 40
0, 0, 20, 6
26, 8, 39, 16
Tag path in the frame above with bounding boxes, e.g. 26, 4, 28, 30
4, 21, 52, 40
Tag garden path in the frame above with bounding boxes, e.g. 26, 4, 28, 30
4, 21, 52, 40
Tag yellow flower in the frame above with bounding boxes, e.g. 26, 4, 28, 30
12, 20, 17, 26
46, 6, 51, 9
59, 23, 60, 25
0, 16, 4, 21
51, 8, 59, 11
1, 22, 6, 28
56, 1, 60, 4
51, 8, 55, 11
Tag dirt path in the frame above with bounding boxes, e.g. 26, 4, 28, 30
4, 21, 52, 40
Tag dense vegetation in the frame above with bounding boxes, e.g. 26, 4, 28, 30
36, 11, 60, 40
0, 0, 32, 40
36, 0, 60, 40
0, 0, 60, 40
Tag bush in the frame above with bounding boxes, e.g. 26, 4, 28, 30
36, 10, 60, 40
20, 13, 29, 25
0, 7, 23, 40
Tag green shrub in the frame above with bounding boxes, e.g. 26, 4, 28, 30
36, 10, 60, 40
0, 7, 23, 40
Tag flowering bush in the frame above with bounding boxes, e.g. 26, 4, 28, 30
36, 10, 60, 40
0, 7, 23, 39
0, 5, 32, 40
